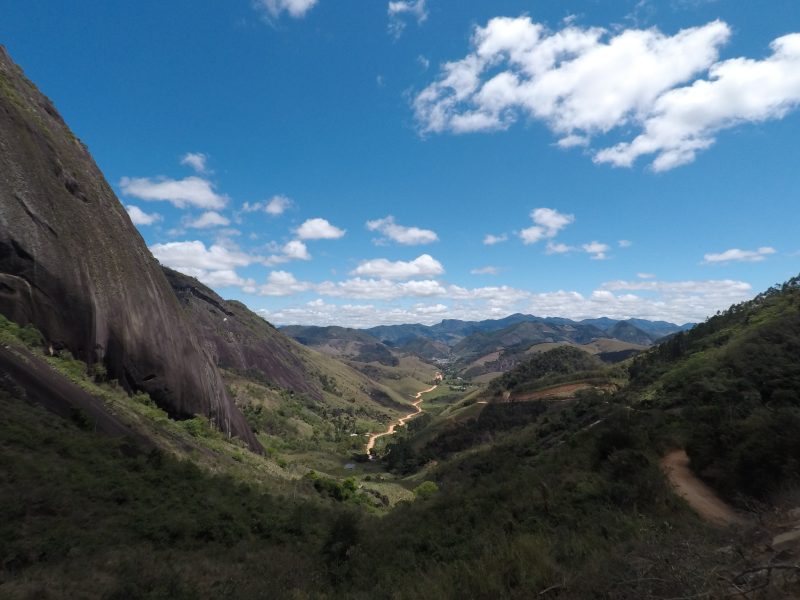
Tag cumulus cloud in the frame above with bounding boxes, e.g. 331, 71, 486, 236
120, 176, 227, 210
483, 233, 508, 245
185, 211, 230, 229
596, 34, 800, 171
258, 271, 313, 296
350, 254, 445, 279
703, 246, 777, 264
126, 205, 162, 226
582, 241, 610, 260
519, 208, 574, 244
242, 195, 293, 216
151, 240, 256, 271
255, 0, 318, 19
388, 0, 428, 38
366, 215, 438, 245
295, 218, 346, 240
180, 152, 208, 174
262, 240, 312, 266
150, 240, 260, 288
415, 17, 800, 170
282, 240, 311, 261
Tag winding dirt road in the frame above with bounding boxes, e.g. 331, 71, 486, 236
366, 384, 438, 455
661, 449, 746, 527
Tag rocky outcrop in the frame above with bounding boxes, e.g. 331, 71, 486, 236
0, 47, 260, 452
163, 267, 323, 399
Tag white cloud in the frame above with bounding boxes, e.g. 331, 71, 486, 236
295, 218, 346, 240
126, 205, 162, 226
120, 176, 227, 210
366, 215, 438, 245
388, 0, 428, 38
151, 240, 257, 271
596, 34, 800, 171
262, 240, 312, 266
483, 233, 508, 245
582, 241, 610, 260
415, 18, 800, 170
350, 254, 444, 279
703, 246, 776, 264
471, 266, 499, 275
257, 277, 754, 326
242, 195, 293, 216
258, 271, 313, 296
180, 152, 208, 174
255, 0, 318, 19
546, 241, 574, 254
637, 272, 657, 279
519, 207, 574, 244
150, 240, 260, 289
186, 211, 230, 229
618, 239, 633, 248
282, 240, 311, 261
200, 269, 256, 289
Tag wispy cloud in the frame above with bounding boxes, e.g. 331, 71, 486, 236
180, 152, 208, 174
120, 176, 227, 210
242, 194, 293, 216
255, 0, 318, 20
703, 246, 776, 264
388, 0, 428, 38
367, 215, 438, 245
483, 233, 508, 246
519, 208, 574, 245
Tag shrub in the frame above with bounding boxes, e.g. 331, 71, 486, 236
414, 481, 439, 500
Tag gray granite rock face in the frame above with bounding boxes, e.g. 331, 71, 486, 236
0, 46, 261, 452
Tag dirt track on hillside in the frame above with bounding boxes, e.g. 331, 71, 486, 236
661, 449, 746, 527
366, 384, 437, 455
509, 382, 594, 402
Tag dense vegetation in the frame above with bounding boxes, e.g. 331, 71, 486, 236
488, 346, 609, 397
4, 277, 800, 597
625, 275, 800, 501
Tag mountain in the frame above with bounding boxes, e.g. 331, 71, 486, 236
486, 345, 606, 397
0, 47, 259, 450
281, 325, 399, 366
164, 267, 328, 400
605, 320, 657, 345
390, 335, 450, 360
164, 267, 407, 414
451, 320, 609, 360
624, 275, 800, 499
624, 318, 696, 339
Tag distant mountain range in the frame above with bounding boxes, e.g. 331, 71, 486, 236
281, 314, 695, 376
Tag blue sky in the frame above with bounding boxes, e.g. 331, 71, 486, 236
3, 0, 799, 326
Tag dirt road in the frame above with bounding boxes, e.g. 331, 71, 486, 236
661, 449, 746, 527
366, 384, 437, 455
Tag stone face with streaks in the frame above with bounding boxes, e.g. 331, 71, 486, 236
0, 46, 260, 452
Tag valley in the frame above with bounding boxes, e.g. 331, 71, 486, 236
1, 31, 800, 600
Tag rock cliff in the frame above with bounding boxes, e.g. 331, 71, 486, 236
0, 46, 260, 451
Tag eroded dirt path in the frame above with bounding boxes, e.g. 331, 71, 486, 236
661, 449, 747, 527
366, 384, 438, 455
